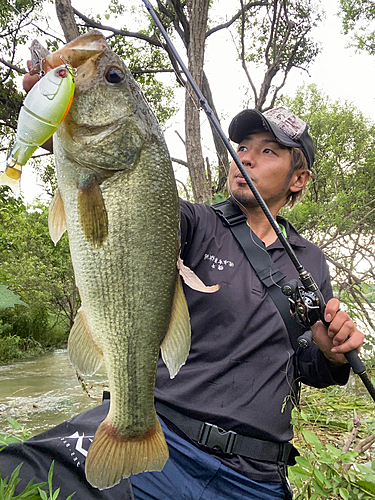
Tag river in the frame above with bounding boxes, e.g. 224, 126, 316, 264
0, 349, 108, 438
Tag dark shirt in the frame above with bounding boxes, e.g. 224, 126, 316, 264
155, 199, 350, 482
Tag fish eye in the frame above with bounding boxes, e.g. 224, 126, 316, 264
105, 67, 125, 84
57, 68, 67, 78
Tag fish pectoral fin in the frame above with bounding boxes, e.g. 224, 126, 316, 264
48, 189, 67, 245
85, 414, 169, 490
161, 276, 191, 379
68, 307, 103, 376
177, 256, 220, 293
78, 175, 108, 248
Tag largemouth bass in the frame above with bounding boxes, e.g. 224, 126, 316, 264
43, 31, 192, 490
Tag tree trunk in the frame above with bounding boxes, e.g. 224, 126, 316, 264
55, 0, 80, 42
185, 0, 211, 204
202, 72, 230, 193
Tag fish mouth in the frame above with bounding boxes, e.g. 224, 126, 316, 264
39, 31, 107, 73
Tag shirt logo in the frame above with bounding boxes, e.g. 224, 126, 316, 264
204, 253, 234, 271
60, 431, 93, 467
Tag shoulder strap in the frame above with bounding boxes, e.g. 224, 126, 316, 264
212, 199, 304, 351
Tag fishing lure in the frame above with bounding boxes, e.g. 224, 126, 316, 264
0, 63, 75, 193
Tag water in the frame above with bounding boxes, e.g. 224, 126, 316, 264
0, 350, 108, 437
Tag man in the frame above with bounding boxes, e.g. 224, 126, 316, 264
13, 72, 364, 498
130, 107, 364, 500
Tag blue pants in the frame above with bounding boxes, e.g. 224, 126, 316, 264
131, 418, 286, 500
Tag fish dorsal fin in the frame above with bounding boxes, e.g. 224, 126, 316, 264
178, 256, 220, 293
48, 188, 67, 245
161, 276, 191, 379
78, 175, 108, 248
68, 307, 104, 376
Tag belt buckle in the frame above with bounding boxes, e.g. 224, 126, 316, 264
198, 422, 237, 455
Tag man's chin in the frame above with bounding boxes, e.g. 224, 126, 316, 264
229, 190, 258, 209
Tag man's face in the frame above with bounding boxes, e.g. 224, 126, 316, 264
227, 131, 295, 211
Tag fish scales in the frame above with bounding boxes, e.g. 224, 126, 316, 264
46, 31, 191, 490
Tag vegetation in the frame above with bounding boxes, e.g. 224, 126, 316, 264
0, 461, 75, 500
290, 380, 375, 499
0, 186, 78, 364
339, 0, 375, 56
0, 0, 324, 202
280, 85, 375, 341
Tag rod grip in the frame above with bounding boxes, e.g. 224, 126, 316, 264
344, 349, 366, 375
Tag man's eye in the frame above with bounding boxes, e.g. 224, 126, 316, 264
264, 148, 274, 154
238, 146, 247, 152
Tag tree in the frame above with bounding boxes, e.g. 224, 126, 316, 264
0, 187, 79, 338
281, 84, 375, 341
0, 0, 324, 203
339, 0, 375, 55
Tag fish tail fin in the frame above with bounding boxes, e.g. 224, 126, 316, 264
85, 416, 169, 490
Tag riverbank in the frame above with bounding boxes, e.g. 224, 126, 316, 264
0, 350, 108, 437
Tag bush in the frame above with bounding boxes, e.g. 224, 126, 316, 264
289, 429, 375, 499
0, 335, 44, 364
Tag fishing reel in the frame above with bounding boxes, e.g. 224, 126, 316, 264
282, 278, 324, 348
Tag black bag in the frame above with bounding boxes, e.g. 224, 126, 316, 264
0, 398, 133, 499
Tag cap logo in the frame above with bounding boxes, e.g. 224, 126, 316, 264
263, 107, 306, 140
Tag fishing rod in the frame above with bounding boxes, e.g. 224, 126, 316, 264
141, 0, 375, 402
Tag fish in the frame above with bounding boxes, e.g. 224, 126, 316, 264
0, 63, 75, 193
43, 30, 193, 490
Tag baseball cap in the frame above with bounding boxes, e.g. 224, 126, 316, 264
228, 107, 315, 169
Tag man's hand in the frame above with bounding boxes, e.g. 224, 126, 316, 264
23, 60, 40, 93
310, 297, 364, 365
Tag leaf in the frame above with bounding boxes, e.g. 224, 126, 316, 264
302, 430, 322, 448
312, 479, 328, 496
6, 417, 22, 430
289, 466, 311, 478
295, 456, 312, 469
313, 468, 325, 485
356, 480, 375, 494
0, 285, 28, 310
339, 487, 349, 500
52, 487, 60, 500
325, 444, 343, 458
38, 487, 48, 500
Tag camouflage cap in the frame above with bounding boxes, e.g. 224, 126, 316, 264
228, 107, 315, 169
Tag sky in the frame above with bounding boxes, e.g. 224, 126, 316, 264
5, 0, 375, 203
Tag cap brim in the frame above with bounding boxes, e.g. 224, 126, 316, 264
229, 109, 300, 148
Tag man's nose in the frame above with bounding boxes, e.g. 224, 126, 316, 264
241, 149, 253, 165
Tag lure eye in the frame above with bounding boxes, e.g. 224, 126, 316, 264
105, 67, 125, 84
58, 68, 67, 78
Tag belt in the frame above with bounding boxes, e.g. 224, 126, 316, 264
155, 401, 296, 464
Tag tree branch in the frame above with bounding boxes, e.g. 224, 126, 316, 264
205, 1, 269, 38
0, 58, 26, 75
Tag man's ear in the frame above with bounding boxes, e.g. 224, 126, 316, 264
289, 169, 311, 193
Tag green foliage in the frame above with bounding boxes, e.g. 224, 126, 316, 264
290, 384, 375, 499
0, 461, 75, 500
0, 417, 31, 448
290, 430, 375, 499
0, 419, 75, 499
0, 335, 44, 364
279, 85, 375, 338
0, 285, 28, 310
243, 0, 323, 70
339, 0, 375, 55
0, 187, 79, 362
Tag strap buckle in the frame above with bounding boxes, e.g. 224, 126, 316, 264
198, 422, 237, 455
